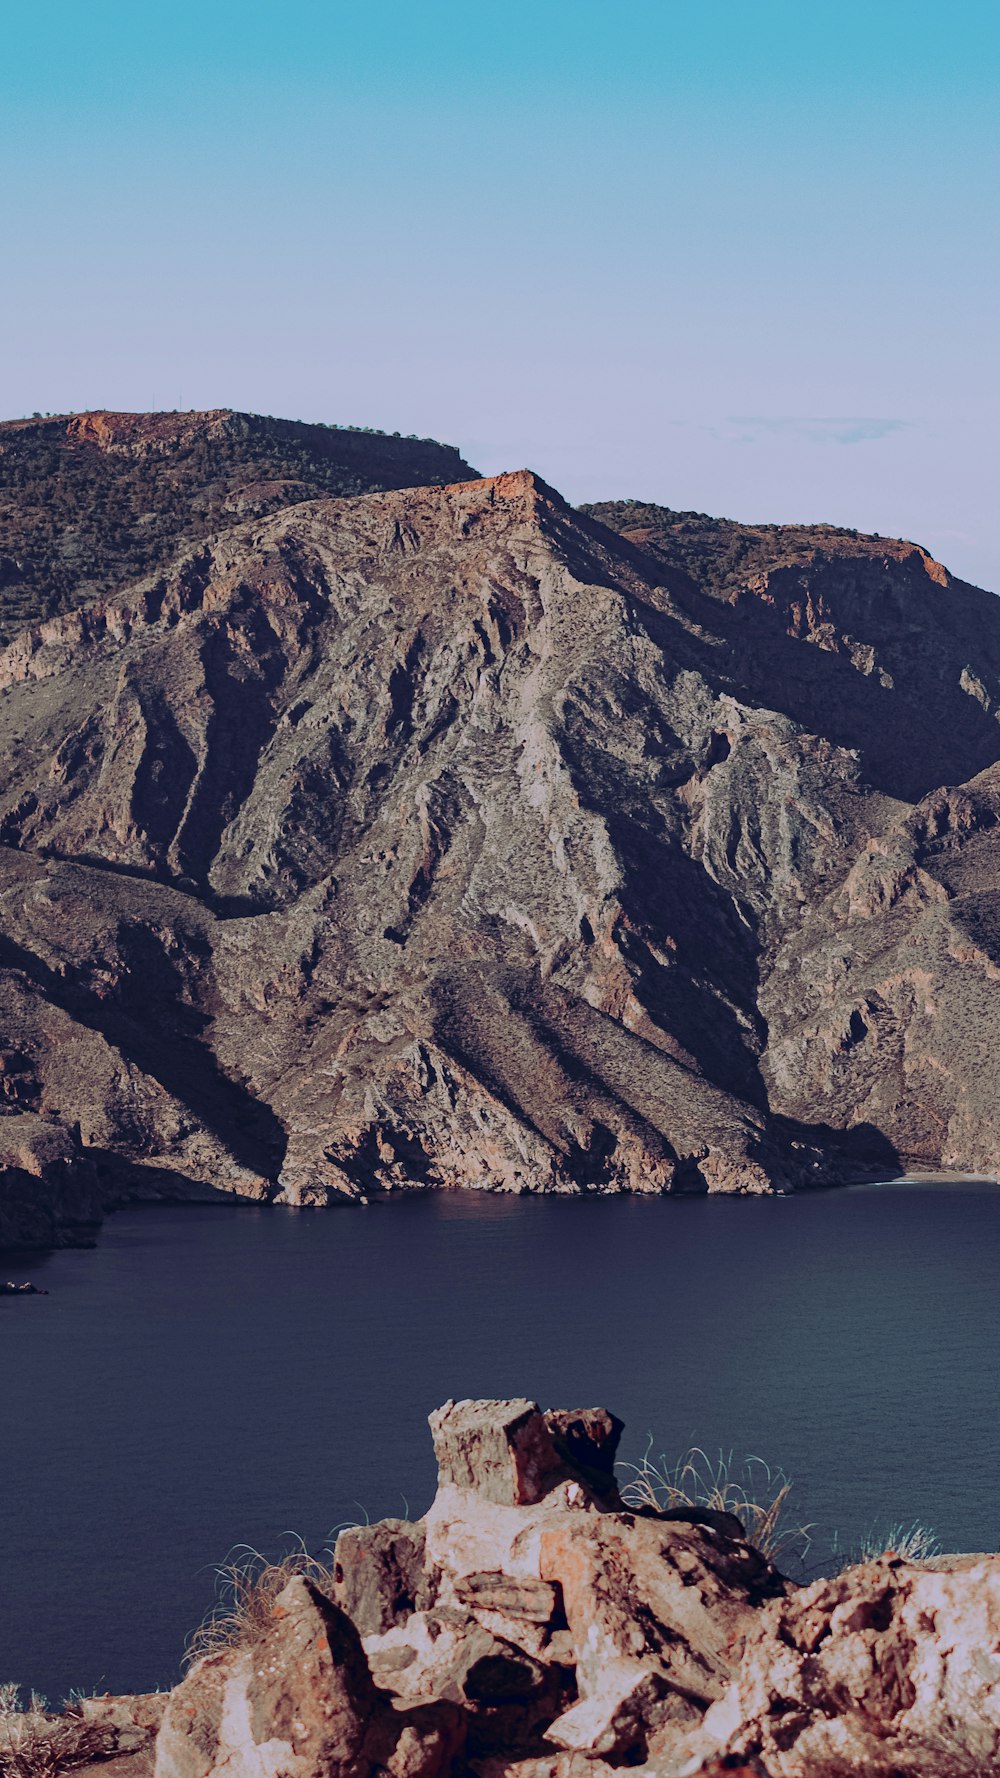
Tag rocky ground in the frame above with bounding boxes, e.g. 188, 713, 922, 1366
4, 1396, 998, 1778
3, 412, 1000, 1244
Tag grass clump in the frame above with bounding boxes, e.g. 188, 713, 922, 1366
0, 1690, 116, 1778
184, 1539, 337, 1667
618, 1442, 812, 1566
833, 1519, 942, 1570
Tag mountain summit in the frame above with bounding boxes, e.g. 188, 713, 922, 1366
2, 414, 999, 1244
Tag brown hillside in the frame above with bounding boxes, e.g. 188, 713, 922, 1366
2, 425, 1000, 1243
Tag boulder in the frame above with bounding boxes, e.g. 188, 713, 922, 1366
427, 1400, 624, 1511
705, 1554, 1000, 1777
154, 1576, 377, 1778
154, 1576, 460, 1778
333, 1519, 435, 1637
536, 1514, 784, 1764
428, 1401, 569, 1508
542, 1411, 624, 1507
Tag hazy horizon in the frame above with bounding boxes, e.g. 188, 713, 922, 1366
3, 1, 997, 589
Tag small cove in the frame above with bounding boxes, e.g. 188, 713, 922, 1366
2, 1179, 999, 1701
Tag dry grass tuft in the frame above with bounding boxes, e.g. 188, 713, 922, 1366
618, 1442, 812, 1565
184, 1540, 337, 1668
841, 1520, 942, 1568
0, 1705, 117, 1778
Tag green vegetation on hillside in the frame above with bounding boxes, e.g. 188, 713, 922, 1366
581, 498, 906, 600
0, 411, 473, 644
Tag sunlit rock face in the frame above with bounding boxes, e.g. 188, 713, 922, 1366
120, 1397, 1000, 1778
11, 1398, 1000, 1776
4, 415, 1000, 1240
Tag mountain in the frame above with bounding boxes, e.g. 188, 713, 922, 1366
2, 411, 1000, 1245
0, 409, 475, 643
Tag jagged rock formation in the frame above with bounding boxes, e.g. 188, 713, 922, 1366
709, 1553, 1000, 1776
12, 1397, 1000, 1778
2, 412, 1000, 1242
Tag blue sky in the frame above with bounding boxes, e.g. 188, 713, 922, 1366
2, 1, 997, 587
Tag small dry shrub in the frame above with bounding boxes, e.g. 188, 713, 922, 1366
184, 1541, 336, 1667
0, 1712, 116, 1778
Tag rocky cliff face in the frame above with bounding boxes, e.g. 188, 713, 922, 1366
2, 413, 1000, 1243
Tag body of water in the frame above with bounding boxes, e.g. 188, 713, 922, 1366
2, 1181, 999, 1701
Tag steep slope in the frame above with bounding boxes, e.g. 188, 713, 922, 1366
0, 409, 476, 642
2, 430, 1000, 1244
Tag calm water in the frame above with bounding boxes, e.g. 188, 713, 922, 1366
2, 1182, 999, 1701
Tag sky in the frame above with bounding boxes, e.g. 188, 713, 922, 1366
2, 0, 998, 587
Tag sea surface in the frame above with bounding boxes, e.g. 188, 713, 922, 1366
2, 1180, 999, 1701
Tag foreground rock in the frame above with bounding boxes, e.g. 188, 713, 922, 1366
3, 412, 1000, 1235
708, 1554, 1000, 1776
155, 1576, 461, 1778
15, 1397, 1000, 1778
151, 1399, 785, 1778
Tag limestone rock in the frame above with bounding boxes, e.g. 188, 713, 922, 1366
333, 1520, 435, 1637
427, 1400, 625, 1512
706, 1554, 1000, 1777
536, 1513, 782, 1762
353, 1400, 786, 1775
155, 1575, 461, 1778
154, 1576, 376, 1778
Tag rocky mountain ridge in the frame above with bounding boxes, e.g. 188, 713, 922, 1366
0, 409, 475, 644
2, 412, 1000, 1244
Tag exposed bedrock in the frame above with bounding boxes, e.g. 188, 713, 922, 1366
2, 414, 1000, 1235
19, 1395, 995, 1778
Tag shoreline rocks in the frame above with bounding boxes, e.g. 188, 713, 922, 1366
0, 1113, 102, 1251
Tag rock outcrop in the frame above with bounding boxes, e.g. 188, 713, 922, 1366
3, 413, 1000, 1239
0, 410, 476, 643
148, 1397, 789, 1778
18, 1396, 1000, 1778
0, 1113, 101, 1249
707, 1554, 1000, 1776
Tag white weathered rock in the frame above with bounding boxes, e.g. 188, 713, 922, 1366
154, 1576, 460, 1778
705, 1554, 1000, 1777
138, 1402, 1000, 1778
